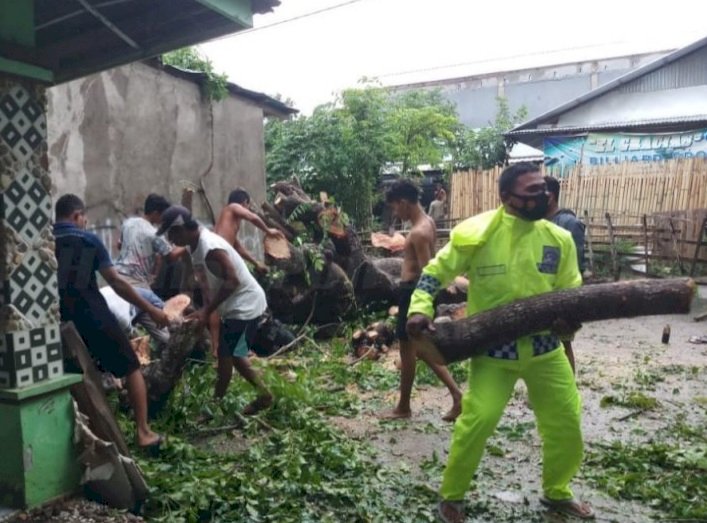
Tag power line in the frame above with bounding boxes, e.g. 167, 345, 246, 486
376, 40, 634, 80
210, 0, 370, 41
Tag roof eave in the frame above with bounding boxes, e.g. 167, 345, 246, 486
149, 60, 298, 116
506, 116, 707, 149
509, 34, 707, 134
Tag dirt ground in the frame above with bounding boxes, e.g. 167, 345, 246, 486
332, 285, 707, 522
1, 499, 143, 523
6, 288, 706, 523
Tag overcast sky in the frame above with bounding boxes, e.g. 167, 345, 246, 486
200, 0, 707, 114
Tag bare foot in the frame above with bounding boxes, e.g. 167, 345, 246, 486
380, 407, 412, 420
442, 401, 462, 422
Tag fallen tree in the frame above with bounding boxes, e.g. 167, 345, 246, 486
414, 278, 696, 365
261, 179, 404, 322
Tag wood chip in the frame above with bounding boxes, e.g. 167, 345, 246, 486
371, 232, 406, 252
130, 335, 151, 365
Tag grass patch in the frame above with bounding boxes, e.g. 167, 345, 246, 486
600, 391, 658, 410
584, 434, 707, 520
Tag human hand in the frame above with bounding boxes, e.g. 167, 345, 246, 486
255, 262, 269, 275
149, 307, 170, 328
406, 314, 436, 338
550, 317, 582, 338
185, 308, 208, 328
267, 228, 286, 240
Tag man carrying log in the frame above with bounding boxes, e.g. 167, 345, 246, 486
382, 179, 462, 422
158, 205, 273, 415
545, 175, 587, 375
407, 163, 594, 521
215, 188, 286, 275
54, 194, 168, 450
209, 188, 286, 358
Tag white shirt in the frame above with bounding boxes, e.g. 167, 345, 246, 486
189, 228, 267, 320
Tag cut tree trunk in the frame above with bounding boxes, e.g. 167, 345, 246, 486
142, 322, 204, 415
351, 257, 403, 306
415, 278, 696, 365
267, 260, 355, 324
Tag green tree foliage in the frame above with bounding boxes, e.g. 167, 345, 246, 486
266, 88, 526, 227
162, 47, 229, 101
387, 90, 459, 175
266, 86, 460, 227
453, 97, 528, 170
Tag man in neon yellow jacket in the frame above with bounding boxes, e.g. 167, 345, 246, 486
407, 163, 594, 521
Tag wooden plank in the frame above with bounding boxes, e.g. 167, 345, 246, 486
668, 217, 686, 274
690, 216, 707, 277
61, 322, 131, 457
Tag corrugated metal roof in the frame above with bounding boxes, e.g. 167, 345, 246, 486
508, 115, 707, 136
618, 45, 707, 93
508, 34, 707, 135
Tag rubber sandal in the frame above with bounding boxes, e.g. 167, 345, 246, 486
242, 395, 273, 416
540, 496, 595, 520
138, 434, 164, 457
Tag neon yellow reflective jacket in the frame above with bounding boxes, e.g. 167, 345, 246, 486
409, 206, 582, 320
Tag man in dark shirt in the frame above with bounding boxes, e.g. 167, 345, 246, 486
544, 176, 587, 375
54, 194, 168, 449
544, 176, 586, 274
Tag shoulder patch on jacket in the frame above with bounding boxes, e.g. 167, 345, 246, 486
451, 207, 504, 248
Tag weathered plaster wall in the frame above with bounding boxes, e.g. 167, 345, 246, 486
46, 61, 267, 258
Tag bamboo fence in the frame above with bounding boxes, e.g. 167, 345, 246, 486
449, 159, 707, 265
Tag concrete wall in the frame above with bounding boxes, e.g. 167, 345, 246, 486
46, 61, 267, 259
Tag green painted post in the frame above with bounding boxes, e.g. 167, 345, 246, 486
0, 375, 82, 507
0, 75, 82, 509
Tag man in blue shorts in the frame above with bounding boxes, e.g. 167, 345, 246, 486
158, 205, 272, 415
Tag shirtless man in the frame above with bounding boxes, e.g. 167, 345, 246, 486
210, 188, 285, 357
214, 188, 285, 274
382, 179, 462, 421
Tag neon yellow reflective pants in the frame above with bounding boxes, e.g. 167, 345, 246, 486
440, 344, 583, 501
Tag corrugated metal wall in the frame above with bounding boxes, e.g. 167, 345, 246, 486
619, 46, 707, 93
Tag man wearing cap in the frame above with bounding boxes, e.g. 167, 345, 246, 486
157, 205, 273, 414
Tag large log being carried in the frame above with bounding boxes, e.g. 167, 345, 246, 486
415, 278, 696, 365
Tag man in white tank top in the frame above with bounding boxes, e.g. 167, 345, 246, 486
157, 206, 272, 415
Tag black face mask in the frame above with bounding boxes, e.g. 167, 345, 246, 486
509, 191, 549, 221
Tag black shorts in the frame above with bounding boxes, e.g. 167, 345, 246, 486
68, 306, 140, 378
396, 281, 417, 342
219, 317, 260, 358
